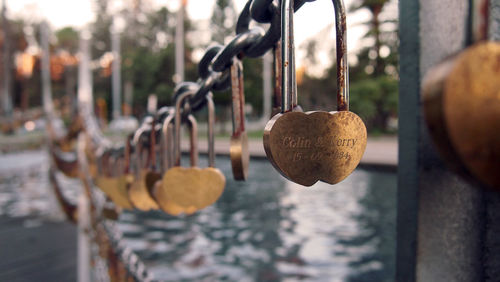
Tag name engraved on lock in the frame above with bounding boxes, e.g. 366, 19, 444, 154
282, 136, 358, 162
263, 111, 367, 186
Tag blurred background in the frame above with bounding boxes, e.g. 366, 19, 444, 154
0, 0, 398, 137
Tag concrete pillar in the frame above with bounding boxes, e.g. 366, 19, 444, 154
397, 0, 500, 281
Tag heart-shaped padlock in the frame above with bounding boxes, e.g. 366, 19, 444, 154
263, 0, 367, 186
160, 90, 226, 211
128, 118, 159, 211
95, 146, 134, 210
152, 107, 197, 215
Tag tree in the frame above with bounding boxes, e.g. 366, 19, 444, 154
210, 0, 237, 44
350, 0, 393, 76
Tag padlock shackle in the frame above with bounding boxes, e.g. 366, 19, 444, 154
206, 94, 216, 168
230, 59, 246, 136
281, 0, 348, 112
161, 111, 175, 172
132, 125, 148, 178
174, 90, 199, 167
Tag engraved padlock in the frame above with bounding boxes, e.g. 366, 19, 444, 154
422, 0, 500, 189
263, 0, 367, 186
161, 91, 226, 211
229, 58, 250, 180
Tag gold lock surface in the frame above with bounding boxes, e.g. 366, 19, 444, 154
423, 42, 500, 188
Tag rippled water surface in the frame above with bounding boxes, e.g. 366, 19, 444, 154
0, 151, 396, 281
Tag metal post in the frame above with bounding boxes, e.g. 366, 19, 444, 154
78, 30, 93, 109
111, 22, 121, 120
77, 193, 91, 282
1, 0, 12, 117
174, 0, 185, 84
76, 31, 93, 282
41, 21, 53, 119
398, 0, 500, 281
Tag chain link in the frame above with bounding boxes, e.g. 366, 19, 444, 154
173, 0, 315, 112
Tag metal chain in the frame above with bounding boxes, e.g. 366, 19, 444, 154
73, 0, 319, 281
173, 0, 316, 113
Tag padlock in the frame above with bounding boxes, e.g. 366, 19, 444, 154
96, 145, 133, 209
128, 117, 159, 211
153, 107, 198, 215
422, 0, 500, 189
263, 0, 367, 186
143, 116, 162, 196
229, 58, 250, 180
161, 91, 226, 211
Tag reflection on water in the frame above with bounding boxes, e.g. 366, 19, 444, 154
0, 151, 396, 281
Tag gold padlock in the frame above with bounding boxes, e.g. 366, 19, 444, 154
128, 118, 159, 211
422, 0, 500, 189
153, 107, 198, 215
263, 0, 367, 186
161, 91, 226, 211
102, 146, 134, 210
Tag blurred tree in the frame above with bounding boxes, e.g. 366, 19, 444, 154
350, 0, 392, 76
55, 27, 79, 54
297, 0, 398, 133
210, 0, 237, 44
348, 0, 398, 132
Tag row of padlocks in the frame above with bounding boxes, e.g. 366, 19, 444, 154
81, 0, 367, 216
46, 0, 499, 223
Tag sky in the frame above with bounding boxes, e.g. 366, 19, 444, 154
5, 0, 397, 75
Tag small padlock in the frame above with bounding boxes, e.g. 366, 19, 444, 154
263, 0, 367, 186
153, 108, 198, 215
143, 117, 163, 196
128, 117, 159, 211
109, 146, 134, 210
229, 58, 250, 180
422, 0, 500, 189
161, 90, 226, 211
95, 146, 134, 210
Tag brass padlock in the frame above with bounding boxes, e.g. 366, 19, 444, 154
143, 117, 162, 197
422, 0, 500, 189
263, 0, 367, 186
94, 146, 132, 210
229, 58, 250, 180
161, 91, 226, 211
128, 118, 159, 211
153, 108, 198, 215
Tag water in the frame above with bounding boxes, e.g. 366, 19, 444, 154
0, 151, 396, 281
